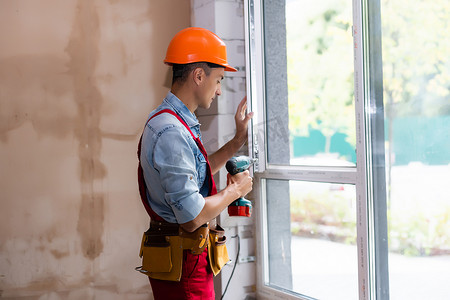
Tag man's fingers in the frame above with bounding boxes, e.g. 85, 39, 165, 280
239, 96, 247, 108
236, 97, 249, 121
236, 97, 247, 117
245, 111, 254, 122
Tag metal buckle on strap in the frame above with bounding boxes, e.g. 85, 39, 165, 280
135, 266, 150, 274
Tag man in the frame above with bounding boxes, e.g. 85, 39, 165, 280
137, 27, 253, 299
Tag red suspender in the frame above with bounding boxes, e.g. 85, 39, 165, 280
137, 109, 217, 220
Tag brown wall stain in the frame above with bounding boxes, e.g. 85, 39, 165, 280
65, 0, 105, 260
50, 249, 70, 260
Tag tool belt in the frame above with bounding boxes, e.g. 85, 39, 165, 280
136, 220, 229, 281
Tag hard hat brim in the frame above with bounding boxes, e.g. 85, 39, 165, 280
164, 60, 237, 72
224, 65, 238, 72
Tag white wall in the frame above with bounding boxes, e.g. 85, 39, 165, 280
192, 1, 257, 299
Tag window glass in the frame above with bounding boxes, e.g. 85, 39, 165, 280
380, 0, 450, 298
266, 179, 358, 300
264, 0, 355, 166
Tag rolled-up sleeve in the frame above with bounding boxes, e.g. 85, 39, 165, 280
152, 126, 205, 224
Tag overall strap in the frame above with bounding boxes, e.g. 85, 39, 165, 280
137, 109, 217, 220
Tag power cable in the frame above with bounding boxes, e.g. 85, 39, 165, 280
221, 234, 240, 300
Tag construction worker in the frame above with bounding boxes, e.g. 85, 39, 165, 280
137, 27, 253, 299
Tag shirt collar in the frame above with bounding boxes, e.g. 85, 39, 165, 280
164, 91, 200, 128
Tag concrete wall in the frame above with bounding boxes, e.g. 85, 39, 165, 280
0, 1, 190, 299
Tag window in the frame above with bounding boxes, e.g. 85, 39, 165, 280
245, 0, 450, 299
265, 179, 358, 299
381, 0, 450, 298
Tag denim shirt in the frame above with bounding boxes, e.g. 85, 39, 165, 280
140, 91, 210, 224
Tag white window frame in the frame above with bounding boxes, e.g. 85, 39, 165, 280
244, 0, 389, 299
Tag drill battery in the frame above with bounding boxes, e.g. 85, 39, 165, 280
228, 198, 252, 217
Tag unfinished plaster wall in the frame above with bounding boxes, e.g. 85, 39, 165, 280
0, 1, 190, 298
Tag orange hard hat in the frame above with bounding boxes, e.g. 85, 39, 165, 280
164, 27, 237, 72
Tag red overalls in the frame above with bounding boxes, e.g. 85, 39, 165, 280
137, 109, 217, 300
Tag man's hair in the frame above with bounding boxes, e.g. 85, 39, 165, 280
172, 62, 224, 85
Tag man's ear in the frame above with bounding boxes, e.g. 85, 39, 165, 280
192, 67, 204, 86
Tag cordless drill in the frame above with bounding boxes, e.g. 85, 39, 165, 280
226, 156, 257, 217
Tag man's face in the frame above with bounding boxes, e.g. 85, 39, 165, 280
197, 67, 224, 109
